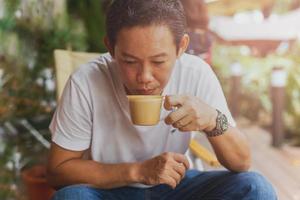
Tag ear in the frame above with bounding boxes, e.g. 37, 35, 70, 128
177, 34, 189, 57
104, 36, 115, 57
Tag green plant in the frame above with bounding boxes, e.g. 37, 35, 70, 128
67, 0, 108, 52
285, 43, 300, 144
0, 0, 106, 197
212, 42, 300, 142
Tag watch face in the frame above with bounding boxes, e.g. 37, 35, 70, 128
220, 114, 228, 131
206, 110, 228, 137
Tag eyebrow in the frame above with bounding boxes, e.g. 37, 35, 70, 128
149, 53, 168, 58
121, 52, 168, 59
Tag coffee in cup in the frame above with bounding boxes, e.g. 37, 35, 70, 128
127, 95, 163, 126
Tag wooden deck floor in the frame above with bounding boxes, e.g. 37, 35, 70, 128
197, 119, 300, 200
244, 125, 300, 200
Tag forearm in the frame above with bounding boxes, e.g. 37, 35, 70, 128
47, 159, 141, 189
208, 126, 251, 172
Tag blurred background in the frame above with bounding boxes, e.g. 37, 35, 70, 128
0, 0, 299, 199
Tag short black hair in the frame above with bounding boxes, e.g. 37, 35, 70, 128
106, 0, 187, 49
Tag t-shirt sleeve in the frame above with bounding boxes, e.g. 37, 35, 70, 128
49, 77, 92, 151
196, 65, 236, 127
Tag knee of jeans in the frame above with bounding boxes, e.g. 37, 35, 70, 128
235, 171, 277, 199
51, 184, 100, 200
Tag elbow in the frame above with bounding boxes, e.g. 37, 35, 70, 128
231, 147, 252, 172
222, 153, 251, 172
230, 159, 251, 172
46, 165, 55, 187
46, 164, 61, 189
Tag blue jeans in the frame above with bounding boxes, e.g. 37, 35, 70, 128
52, 170, 277, 200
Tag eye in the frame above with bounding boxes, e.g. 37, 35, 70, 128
123, 60, 137, 64
152, 61, 165, 65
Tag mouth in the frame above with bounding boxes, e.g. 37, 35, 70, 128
136, 88, 156, 95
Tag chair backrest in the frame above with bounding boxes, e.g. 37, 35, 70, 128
54, 49, 101, 100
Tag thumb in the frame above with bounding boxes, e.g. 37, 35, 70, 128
164, 95, 185, 111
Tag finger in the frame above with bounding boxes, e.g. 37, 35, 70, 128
164, 95, 185, 111
173, 114, 194, 128
178, 121, 194, 132
172, 154, 190, 170
179, 119, 208, 132
173, 163, 186, 180
164, 176, 177, 189
179, 116, 206, 132
165, 106, 188, 125
169, 168, 182, 185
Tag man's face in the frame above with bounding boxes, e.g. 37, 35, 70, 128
110, 25, 184, 95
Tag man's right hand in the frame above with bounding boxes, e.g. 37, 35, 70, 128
136, 152, 190, 189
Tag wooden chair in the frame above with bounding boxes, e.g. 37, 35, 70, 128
54, 49, 220, 167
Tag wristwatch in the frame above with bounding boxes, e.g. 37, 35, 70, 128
205, 109, 229, 137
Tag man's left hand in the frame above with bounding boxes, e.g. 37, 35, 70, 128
164, 95, 218, 132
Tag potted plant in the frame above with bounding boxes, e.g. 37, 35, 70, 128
21, 164, 55, 200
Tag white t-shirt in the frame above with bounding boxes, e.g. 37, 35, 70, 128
49, 52, 235, 174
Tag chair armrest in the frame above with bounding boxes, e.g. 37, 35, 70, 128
189, 139, 221, 167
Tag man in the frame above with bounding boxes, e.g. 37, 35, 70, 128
47, 0, 277, 199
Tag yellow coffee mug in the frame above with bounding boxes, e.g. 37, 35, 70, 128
127, 95, 163, 126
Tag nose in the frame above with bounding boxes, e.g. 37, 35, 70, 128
136, 65, 154, 85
